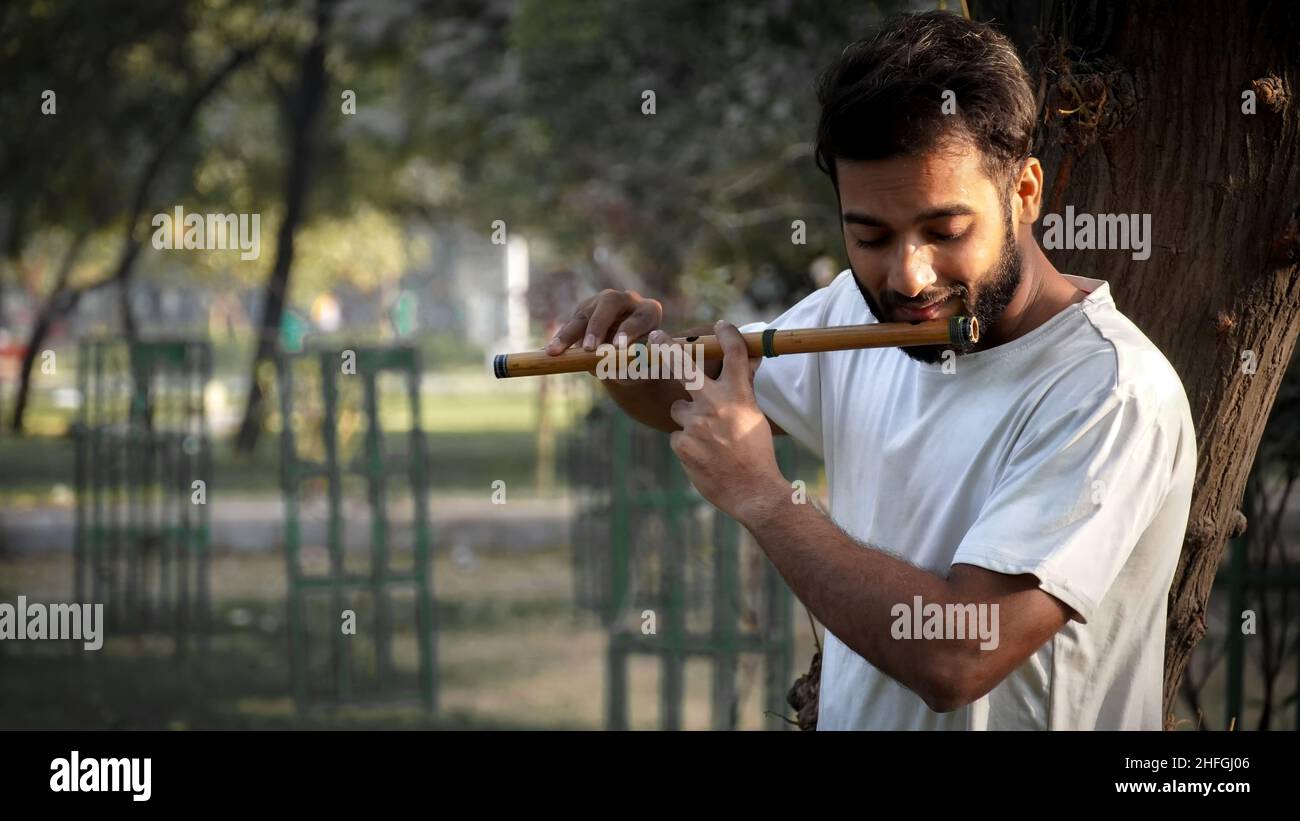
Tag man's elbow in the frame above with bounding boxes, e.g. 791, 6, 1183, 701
919, 679, 974, 714
918, 650, 996, 714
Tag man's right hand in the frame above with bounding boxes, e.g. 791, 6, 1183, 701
545, 289, 664, 355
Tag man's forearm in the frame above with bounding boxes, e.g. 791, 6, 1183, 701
736, 482, 1000, 712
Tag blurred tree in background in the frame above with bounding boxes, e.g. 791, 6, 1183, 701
0, 0, 269, 430
2, 0, 915, 438
2, 0, 1299, 731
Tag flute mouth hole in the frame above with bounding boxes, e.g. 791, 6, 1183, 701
969, 316, 980, 344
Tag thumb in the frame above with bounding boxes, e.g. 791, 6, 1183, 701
714, 320, 754, 389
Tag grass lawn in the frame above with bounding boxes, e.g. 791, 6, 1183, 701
0, 550, 819, 730
0, 374, 597, 505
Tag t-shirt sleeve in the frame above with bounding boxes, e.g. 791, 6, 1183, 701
738, 277, 847, 459
949, 385, 1178, 623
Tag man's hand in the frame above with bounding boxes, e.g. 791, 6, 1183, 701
663, 321, 787, 521
545, 288, 664, 355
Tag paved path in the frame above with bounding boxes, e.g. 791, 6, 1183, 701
0, 495, 577, 555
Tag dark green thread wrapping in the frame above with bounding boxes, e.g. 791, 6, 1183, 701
949, 316, 974, 346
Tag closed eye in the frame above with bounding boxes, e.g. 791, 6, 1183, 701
855, 237, 888, 249
854, 229, 967, 249
929, 231, 965, 242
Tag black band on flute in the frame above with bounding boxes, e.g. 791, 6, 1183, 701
761, 327, 778, 358
493, 354, 508, 379
949, 316, 968, 347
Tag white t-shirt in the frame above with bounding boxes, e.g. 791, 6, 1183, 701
742, 270, 1196, 730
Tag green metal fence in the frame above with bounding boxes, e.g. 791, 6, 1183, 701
276, 346, 437, 711
565, 401, 809, 730
72, 337, 212, 655
1213, 475, 1300, 730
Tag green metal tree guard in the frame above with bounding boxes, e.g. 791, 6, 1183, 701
1217, 475, 1300, 730
566, 402, 803, 730
276, 346, 437, 712
72, 338, 213, 656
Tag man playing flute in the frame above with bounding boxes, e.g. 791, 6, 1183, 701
543, 10, 1195, 730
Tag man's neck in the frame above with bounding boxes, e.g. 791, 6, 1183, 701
982, 240, 1085, 348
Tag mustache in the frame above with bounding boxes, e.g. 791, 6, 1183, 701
883, 288, 967, 311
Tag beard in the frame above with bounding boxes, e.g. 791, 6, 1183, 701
854, 219, 1023, 364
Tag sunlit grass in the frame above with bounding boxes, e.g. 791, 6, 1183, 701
0, 377, 596, 504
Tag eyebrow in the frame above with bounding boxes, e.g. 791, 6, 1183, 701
842, 204, 976, 227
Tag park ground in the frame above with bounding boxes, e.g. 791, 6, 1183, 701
0, 354, 820, 730
0, 549, 820, 730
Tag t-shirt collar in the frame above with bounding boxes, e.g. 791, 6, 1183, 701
908, 275, 1112, 373
1064, 273, 1109, 301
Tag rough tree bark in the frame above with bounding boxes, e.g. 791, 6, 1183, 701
233, 0, 334, 453
973, 0, 1300, 729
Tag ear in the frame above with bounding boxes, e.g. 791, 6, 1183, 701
1013, 157, 1044, 226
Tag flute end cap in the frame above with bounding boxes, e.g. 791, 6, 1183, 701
949, 315, 979, 346
493, 354, 508, 379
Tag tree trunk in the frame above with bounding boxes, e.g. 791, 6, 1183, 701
9, 232, 87, 432
0, 201, 21, 333
973, 0, 1300, 728
234, 0, 334, 453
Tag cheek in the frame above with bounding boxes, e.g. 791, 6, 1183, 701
845, 241, 887, 288
940, 233, 1002, 287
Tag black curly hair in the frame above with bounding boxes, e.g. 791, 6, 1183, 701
813, 10, 1036, 194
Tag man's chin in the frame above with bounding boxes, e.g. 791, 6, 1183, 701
899, 344, 951, 365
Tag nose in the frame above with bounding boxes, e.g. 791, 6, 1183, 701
887, 242, 936, 299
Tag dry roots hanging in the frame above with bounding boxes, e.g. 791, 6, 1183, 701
786, 650, 821, 731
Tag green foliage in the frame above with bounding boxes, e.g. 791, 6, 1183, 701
2, 0, 910, 321
497, 0, 903, 304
